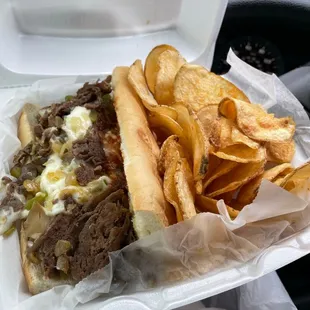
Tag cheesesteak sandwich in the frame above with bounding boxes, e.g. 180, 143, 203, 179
0, 69, 175, 294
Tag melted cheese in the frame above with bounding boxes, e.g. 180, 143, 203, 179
62, 106, 92, 141
40, 154, 111, 216
0, 208, 28, 235
0, 106, 110, 235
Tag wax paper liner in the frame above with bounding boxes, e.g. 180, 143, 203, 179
1, 51, 310, 310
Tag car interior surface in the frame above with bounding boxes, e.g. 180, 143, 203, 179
211, 1, 310, 309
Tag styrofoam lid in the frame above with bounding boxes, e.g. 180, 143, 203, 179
0, 0, 227, 87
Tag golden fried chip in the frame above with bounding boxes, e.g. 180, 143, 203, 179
219, 98, 296, 142
144, 44, 178, 94
266, 140, 295, 163
197, 105, 220, 147
195, 195, 239, 219
173, 103, 194, 152
191, 113, 210, 186
215, 117, 259, 149
174, 64, 250, 111
148, 112, 184, 139
164, 159, 183, 221
280, 162, 310, 191
154, 50, 186, 105
231, 122, 260, 149
215, 190, 235, 204
128, 59, 177, 119
175, 158, 196, 220
206, 161, 265, 198
203, 159, 238, 191
237, 163, 293, 205
172, 104, 209, 189
273, 177, 285, 186
211, 144, 266, 163
263, 163, 293, 180
158, 135, 184, 175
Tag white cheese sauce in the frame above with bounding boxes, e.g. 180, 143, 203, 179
0, 106, 112, 235
62, 106, 92, 141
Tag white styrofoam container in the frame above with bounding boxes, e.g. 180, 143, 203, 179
0, 0, 227, 88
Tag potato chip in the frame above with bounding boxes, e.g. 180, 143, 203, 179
219, 98, 296, 142
273, 176, 285, 186
158, 135, 184, 175
215, 190, 235, 204
206, 161, 265, 198
154, 50, 186, 105
144, 44, 178, 94
174, 64, 250, 111
231, 122, 260, 149
175, 158, 197, 220
172, 104, 209, 188
237, 163, 293, 205
195, 195, 239, 219
173, 103, 194, 152
197, 105, 220, 147
191, 113, 210, 185
128, 59, 178, 119
148, 111, 184, 139
214, 117, 259, 149
280, 162, 310, 191
266, 140, 295, 163
203, 159, 238, 191
263, 163, 293, 180
163, 159, 183, 221
211, 144, 266, 163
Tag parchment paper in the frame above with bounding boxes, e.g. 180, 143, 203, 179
1, 51, 310, 310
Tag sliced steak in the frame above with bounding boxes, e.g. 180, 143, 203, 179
35, 189, 132, 280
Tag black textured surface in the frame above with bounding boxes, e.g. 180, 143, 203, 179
211, 0, 310, 75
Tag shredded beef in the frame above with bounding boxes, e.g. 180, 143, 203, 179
0, 182, 24, 212
72, 131, 106, 167
70, 200, 130, 281
20, 163, 38, 182
34, 124, 44, 138
39, 77, 113, 122
1, 176, 12, 186
35, 189, 133, 280
13, 143, 33, 166
75, 164, 96, 186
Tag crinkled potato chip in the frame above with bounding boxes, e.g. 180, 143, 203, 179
144, 44, 178, 94
164, 159, 183, 221
128, 59, 177, 119
206, 160, 265, 198
203, 159, 238, 191
197, 105, 220, 146
237, 163, 293, 205
175, 158, 197, 220
219, 98, 296, 142
196, 195, 239, 219
266, 140, 295, 163
173, 103, 194, 151
280, 162, 310, 191
215, 117, 260, 150
172, 104, 209, 188
230, 121, 260, 149
191, 113, 210, 184
148, 112, 184, 140
174, 64, 250, 111
211, 144, 266, 163
158, 135, 184, 175
154, 50, 186, 105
